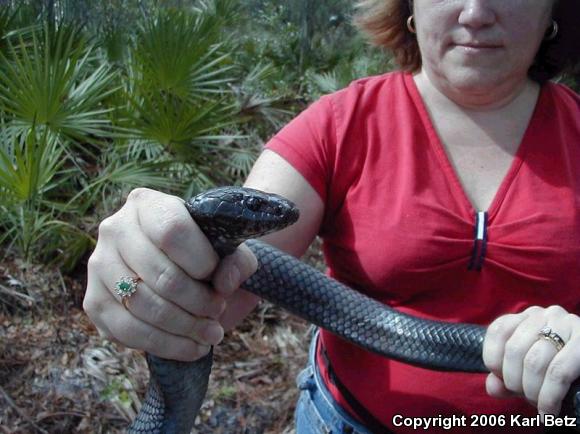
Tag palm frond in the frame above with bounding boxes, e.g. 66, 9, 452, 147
232, 62, 294, 129
0, 125, 67, 203
132, 7, 233, 99
0, 21, 119, 148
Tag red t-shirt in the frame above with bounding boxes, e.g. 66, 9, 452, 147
265, 71, 580, 433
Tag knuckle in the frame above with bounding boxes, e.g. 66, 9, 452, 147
523, 350, 545, 375
149, 299, 172, 327
127, 187, 151, 202
87, 252, 104, 271
97, 216, 118, 238
157, 215, 191, 252
546, 305, 566, 316
155, 264, 186, 297
524, 306, 543, 316
504, 341, 526, 361
547, 360, 573, 385
487, 316, 511, 337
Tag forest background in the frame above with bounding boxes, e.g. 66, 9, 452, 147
0, 1, 578, 433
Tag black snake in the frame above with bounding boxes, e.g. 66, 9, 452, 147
127, 186, 580, 433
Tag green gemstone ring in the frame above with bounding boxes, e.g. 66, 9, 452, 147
115, 276, 142, 309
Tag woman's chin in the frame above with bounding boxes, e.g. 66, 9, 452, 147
435, 65, 525, 101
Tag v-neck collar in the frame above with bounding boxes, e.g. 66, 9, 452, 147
404, 72, 549, 222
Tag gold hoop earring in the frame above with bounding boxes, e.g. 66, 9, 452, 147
407, 15, 416, 34
545, 20, 558, 41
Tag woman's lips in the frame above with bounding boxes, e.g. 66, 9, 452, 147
452, 43, 503, 55
454, 42, 502, 50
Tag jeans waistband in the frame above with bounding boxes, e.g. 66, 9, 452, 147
300, 330, 378, 434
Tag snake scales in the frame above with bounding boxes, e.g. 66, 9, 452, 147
127, 186, 580, 433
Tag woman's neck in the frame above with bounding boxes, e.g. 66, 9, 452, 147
413, 69, 539, 114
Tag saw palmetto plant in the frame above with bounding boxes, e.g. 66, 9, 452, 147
0, 20, 119, 268
0, 22, 118, 150
0, 1, 264, 269
121, 3, 249, 187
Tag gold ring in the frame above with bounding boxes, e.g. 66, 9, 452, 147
538, 326, 566, 351
115, 276, 142, 310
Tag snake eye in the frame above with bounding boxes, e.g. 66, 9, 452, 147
246, 196, 262, 212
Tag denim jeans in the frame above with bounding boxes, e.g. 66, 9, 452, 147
294, 331, 375, 434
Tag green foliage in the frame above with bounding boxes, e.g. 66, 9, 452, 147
0, 22, 118, 148
235, 0, 393, 101
305, 48, 395, 98
0, 1, 251, 270
120, 3, 248, 193
102, 377, 135, 410
215, 384, 237, 400
0, 125, 92, 267
0, 0, 396, 275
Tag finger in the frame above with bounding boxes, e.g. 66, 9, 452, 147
212, 243, 258, 296
522, 319, 570, 405
84, 297, 120, 345
483, 313, 527, 376
537, 331, 580, 416
89, 248, 223, 346
521, 339, 559, 405
501, 308, 547, 394
85, 275, 211, 361
486, 372, 516, 399
113, 215, 226, 319
129, 188, 219, 280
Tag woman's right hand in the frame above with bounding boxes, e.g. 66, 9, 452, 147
83, 187, 258, 361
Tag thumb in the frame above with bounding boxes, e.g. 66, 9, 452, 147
486, 372, 516, 399
212, 243, 258, 296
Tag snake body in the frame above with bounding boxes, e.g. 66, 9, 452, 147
128, 186, 580, 433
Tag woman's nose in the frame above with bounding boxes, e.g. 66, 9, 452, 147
458, 0, 497, 29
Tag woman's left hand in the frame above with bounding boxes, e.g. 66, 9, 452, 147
483, 305, 580, 417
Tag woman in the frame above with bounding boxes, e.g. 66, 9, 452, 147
83, 0, 580, 433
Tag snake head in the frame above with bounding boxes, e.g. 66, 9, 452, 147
186, 186, 300, 255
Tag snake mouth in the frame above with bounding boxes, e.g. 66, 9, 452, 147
286, 207, 300, 225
